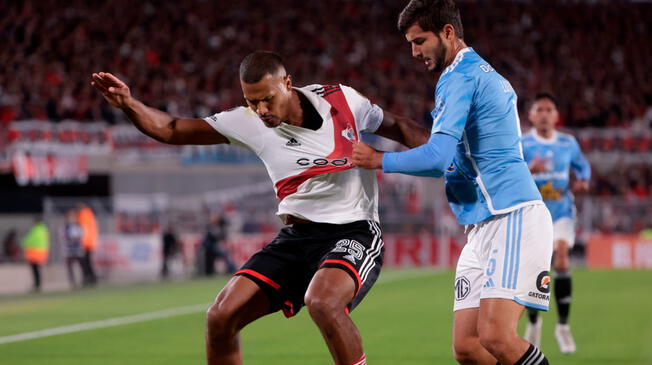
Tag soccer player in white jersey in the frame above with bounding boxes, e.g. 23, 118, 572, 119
91, 51, 429, 365
353, 1, 553, 364
521, 93, 591, 354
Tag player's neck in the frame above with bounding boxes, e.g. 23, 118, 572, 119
445, 39, 468, 68
535, 128, 555, 139
286, 90, 304, 127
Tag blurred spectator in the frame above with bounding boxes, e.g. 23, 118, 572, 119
592, 163, 651, 198
63, 208, 85, 288
21, 217, 49, 292
201, 214, 236, 276
78, 203, 98, 286
2, 229, 21, 262
160, 224, 180, 279
1, 0, 650, 128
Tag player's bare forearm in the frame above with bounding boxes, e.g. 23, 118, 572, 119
121, 98, 227, 145
375, 111, 429, 148
91, 72, 226, 145
121, 97, 177, 143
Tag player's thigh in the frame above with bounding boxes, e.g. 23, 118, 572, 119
453, 307, 481, 347
483, 205, 553, 311
315, 220, 384, 311
208, 275, 272, 328
305, 267, 356, 307
477, 298, 523, 337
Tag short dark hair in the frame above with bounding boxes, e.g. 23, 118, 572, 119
533, 92, 559, 109
398, 0, 464, 39
239, 51, 286, 84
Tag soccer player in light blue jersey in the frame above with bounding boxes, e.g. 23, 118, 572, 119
353, 1, 553, 364
521, 93, 591, 354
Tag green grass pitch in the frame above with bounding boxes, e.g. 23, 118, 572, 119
0, 269, 650, 364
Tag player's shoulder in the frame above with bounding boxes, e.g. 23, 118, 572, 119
438, 52, 480, 90
204, 106, 256, 124
443, 48, 485, 76
304, 83, 372, 108
302, 83, 345, 98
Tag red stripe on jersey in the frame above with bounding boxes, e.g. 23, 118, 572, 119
275, 86, 359, 201
235, 269, 281, 290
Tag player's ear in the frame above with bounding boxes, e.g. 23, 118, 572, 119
284, 75, 293, 91
443, 24, 455, 41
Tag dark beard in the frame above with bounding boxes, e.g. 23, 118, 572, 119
432, 42, 448, 73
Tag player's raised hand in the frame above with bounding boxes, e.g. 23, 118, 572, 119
90, 72, 132, 109
352, 141, 383, 169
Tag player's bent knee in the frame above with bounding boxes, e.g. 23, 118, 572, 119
453, 340, 481, 364
304, 294, 344, 322
206, 300, 240, 337
477, 330, 511, 358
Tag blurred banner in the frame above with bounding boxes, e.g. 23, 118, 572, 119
110, 124, 181, 161
98, 233, 464, 273
95, 234, 161, 275
6, 120, 111, 154
12, 151, 88, 186
587, 234, 652, 269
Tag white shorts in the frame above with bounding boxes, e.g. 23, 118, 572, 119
453, 204, 553, 312
553, 217, 575, 248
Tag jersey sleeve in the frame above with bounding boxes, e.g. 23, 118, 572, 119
202, 107, 263, 153
340, 85, 384, 133
431, 72, 475, 140
570, 136, 591, 181
381, 132, 457, 178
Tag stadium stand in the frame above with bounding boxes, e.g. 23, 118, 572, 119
1, 0, 651, 128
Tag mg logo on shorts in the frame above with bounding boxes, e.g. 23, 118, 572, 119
455, 276, 471, 301
536, 271, 551, 293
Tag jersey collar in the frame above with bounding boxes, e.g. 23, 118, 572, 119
442, 47, 473, 75
294, 86, 332, 120
530, 129, 558, 144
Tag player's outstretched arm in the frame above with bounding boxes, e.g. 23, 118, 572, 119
374, 111, 430, 148
91, 72, 228, 145
353, 132, 456, 177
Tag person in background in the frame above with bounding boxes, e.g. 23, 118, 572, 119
2, 229, 21, 262
202, 214, 236, 276
22, 218, 50, 292
161, 224, 181, 279
521, 93, 591, 354
64, 209, 85, 288
78, 203, 98, 286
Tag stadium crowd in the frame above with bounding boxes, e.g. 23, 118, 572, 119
1, 0, 650, 235
1, 0, 651, 129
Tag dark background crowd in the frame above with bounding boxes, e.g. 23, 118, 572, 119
2, 0, 651, 129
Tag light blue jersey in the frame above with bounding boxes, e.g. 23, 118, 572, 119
435, 48, 542, 225
521, 130, 591, 221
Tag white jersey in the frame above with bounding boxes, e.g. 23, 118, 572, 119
203, 84, 384, 225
